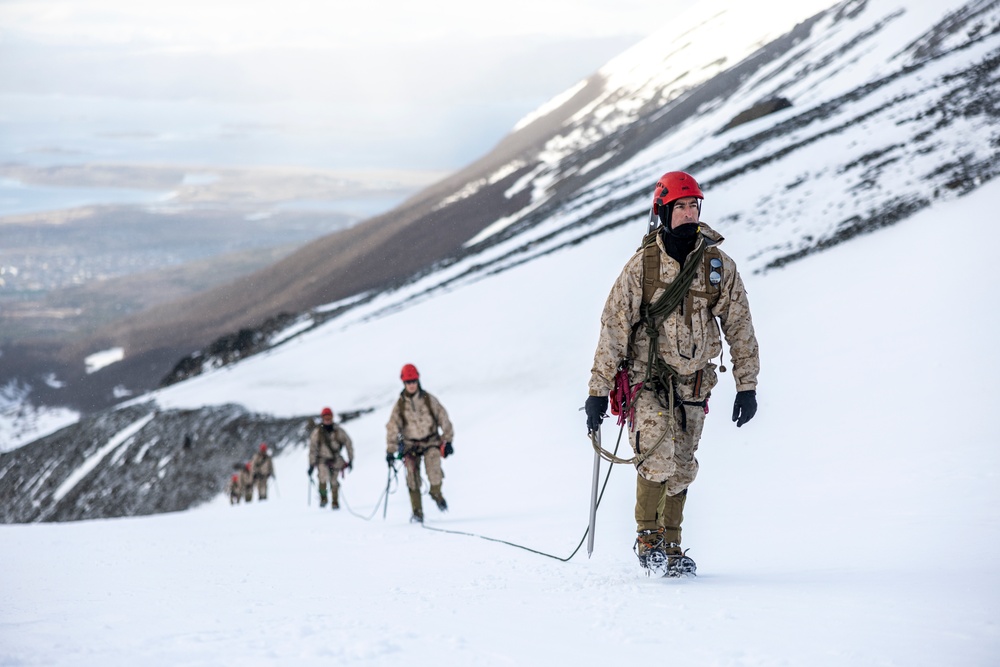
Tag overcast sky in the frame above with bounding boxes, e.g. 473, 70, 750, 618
0, 0, 683, 171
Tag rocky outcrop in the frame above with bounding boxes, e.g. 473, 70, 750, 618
0, 403, 314, 523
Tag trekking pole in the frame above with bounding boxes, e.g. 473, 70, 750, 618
308, 476, 314, 506
272, 475, 281, 499
587, 428, 601, 558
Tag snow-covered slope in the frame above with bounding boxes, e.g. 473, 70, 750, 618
448, 0, 1000, 276
2, 153, 998, 666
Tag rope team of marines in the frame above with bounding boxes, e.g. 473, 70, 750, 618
223, 170, 759, 576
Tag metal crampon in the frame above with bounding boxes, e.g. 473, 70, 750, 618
635, 530, 697, 578
663, 550, 697, 578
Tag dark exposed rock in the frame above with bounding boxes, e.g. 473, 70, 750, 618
0, 403, 316, 523
720, 97, 793, 133
160, 312, 299, 387
762, 196, 930, 271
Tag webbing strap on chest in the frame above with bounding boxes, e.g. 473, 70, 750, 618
638, 236, 705, 385
641, 234, 668, 305
397, 391, 439, 439
628, 232, 706, 442
316, 425, 340, 455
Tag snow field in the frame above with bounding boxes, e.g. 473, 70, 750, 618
2, 172, 999, 667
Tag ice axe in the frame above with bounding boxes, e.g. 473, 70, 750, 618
382, 460, 396, 520
587, 428, 601, 557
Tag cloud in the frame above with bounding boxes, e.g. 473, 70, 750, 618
0, 0, 679, 170
1, 0, 670, 51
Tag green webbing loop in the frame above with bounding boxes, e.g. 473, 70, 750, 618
641, 237, 705, 323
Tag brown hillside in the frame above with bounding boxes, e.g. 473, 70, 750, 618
14, 75, 608, 412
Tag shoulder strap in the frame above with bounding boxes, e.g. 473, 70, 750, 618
687, 243, 722, 306
639, 231, 669, 305
423, 391, 440, 433
396, 393, 408, 430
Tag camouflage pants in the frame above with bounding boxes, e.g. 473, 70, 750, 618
254, 476, 269, 500
629, 365, 717, 496
403, 443, 443, 491
317, 458, 346, 494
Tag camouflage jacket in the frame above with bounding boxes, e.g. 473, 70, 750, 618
309, 424, 354, 467
589, 223, 759, 396
385, 389, 454, 451
250, 451, 273, 479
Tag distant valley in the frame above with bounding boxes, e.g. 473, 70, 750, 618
0, 163, 446, 344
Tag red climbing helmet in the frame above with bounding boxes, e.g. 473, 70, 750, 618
651, 171, 704, 217
400, 364, 420, 382
259, 443, 268, 452
320, 407, 333, 418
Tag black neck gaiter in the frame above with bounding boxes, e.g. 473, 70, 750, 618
661, 223, 698, 267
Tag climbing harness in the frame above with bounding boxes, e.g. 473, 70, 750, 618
591, 228, 723, 467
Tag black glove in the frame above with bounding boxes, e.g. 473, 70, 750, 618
386, 452, 395, 465
307, 465, 314, 476
585, 395, 609, 433
732, 390, 757, 427
346, 461, 353, 471
443, 441, 454, 458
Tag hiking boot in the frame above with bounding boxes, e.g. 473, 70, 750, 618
634, 528, 667, 571
408, 489, 423, 520
429, 484, 447, 512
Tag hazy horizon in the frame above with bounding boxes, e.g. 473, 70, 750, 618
0, 1, 683, 174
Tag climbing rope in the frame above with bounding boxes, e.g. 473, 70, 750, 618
590, 400, 672, 466
593, 367, 673, 467
330, 425, 625, 562
338, 463, 400, 521
417, 425, 625, 562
